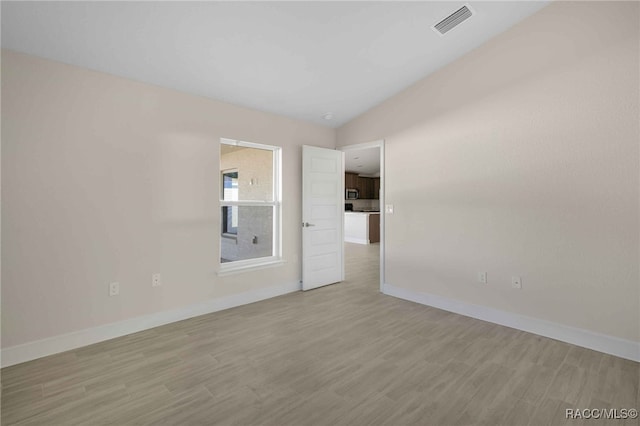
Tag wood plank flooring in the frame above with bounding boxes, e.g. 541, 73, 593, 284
2, 243, 638, 425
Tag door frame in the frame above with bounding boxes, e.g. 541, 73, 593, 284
340, 140, 385, 292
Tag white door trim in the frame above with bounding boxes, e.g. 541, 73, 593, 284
340, 140, 385, 292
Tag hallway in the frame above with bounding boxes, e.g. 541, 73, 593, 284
344, 242, 380, 291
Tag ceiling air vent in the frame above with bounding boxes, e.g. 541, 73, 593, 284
433, 5, 474, 35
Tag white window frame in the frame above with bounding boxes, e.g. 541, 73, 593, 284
218, 138, 283, 275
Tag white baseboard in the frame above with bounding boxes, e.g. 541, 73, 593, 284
383, 283, 640, 363
345, 237, 369, 244
1, 281, 301, 368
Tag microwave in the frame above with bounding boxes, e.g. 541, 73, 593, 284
346, 188, 359, 200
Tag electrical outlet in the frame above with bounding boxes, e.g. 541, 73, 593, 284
152, 273, 161, 287
512, 276, 522, 289
478, 272, 487, 284
109, 282, 120, 296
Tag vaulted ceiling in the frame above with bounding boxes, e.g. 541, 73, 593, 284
1, 1, 549, 127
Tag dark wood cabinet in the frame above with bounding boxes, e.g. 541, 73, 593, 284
345, 173, 359, 191
357, 177, 372, 199
345, 174, 380, 199
373, 178, 380, 200
369, 214, 380, 243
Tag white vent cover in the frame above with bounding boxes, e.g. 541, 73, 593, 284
433, 5, 474, 35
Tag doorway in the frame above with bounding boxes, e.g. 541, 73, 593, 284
340, 140, 385, 293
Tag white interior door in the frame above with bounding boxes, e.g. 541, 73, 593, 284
302, 145, 344, 291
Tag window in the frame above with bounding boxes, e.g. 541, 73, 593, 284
219, 138, 282, 272
221, 170, 238, 236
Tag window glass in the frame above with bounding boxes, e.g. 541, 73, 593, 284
220, 145, 273, 202
222, 171, 238, 201
220, 140, 280, 268
220, 206, 274, 263
222, 205, 238, 235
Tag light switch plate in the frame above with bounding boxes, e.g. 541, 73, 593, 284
385, 204, 394, 214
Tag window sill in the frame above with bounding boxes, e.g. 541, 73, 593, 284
217, 259, 286, 276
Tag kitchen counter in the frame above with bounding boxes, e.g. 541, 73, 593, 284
345, 212, 380, 244
347, 210, 380, 214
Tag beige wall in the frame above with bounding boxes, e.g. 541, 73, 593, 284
1, 50, 335, 348
3, 1, 639, 352
338, 1, 640, 342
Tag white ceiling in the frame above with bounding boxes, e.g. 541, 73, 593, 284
1, 1, 549, 128
345, 147, 380, 176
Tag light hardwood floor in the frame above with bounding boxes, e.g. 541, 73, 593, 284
2, 243, 638, 425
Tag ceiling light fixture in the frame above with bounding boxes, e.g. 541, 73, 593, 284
322, 112, 333, 120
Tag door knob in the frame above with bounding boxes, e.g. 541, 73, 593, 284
302, 222, 316, 227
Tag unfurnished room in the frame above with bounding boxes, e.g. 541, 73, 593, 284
1, 1, 639, 425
